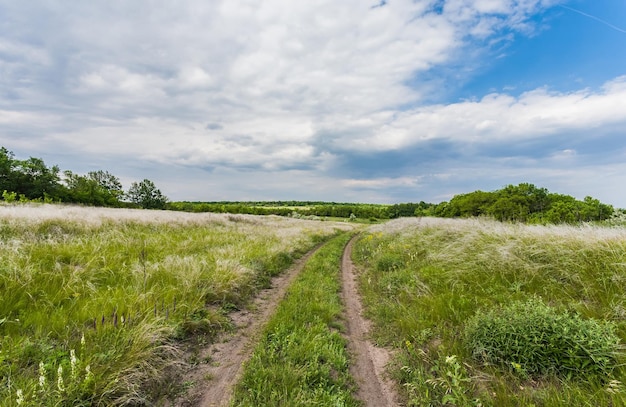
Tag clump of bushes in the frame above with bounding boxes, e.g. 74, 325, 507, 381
465, 298, 621, 379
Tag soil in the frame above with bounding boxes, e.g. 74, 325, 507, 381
341, 236, 398, 407
175, 236, 398, 406
172, 247, 321, 407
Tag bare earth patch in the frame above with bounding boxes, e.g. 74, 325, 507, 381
172, 246, 322, 407
341, 236, 399, 407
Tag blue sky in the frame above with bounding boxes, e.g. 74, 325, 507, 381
1, 0, 625, 206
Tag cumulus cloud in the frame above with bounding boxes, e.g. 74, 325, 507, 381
340, 75, 626, 152
1, 0, 625, 205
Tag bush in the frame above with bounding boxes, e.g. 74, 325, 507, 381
465, 298, 621, 379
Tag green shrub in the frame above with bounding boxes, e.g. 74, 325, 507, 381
2, 190, 17, 203
465, 298, 621, 379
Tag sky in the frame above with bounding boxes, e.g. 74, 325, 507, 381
1, 0, 625, 206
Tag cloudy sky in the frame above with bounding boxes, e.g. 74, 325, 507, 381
1, 1, 625, 206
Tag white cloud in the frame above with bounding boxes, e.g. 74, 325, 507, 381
341, 176, 422, 189
4, 0, 626, 206
342, 76, 626, 152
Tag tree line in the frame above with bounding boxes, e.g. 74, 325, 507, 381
0, 147, 168, 209
420, 183, 614, 223
169, 184, 616, 224
1, 147, 617, 224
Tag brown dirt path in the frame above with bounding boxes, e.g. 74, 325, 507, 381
173, 245, 322, 407
341, 236, 399, 407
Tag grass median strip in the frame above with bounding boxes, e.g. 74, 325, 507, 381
232, 232, 361, 406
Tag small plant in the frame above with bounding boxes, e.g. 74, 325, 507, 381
465, 298, 621, 379
398, 341, 482, 406
2, 190, 17, 203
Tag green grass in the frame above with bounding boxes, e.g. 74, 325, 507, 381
232, 232, 361, 406
0, 205, 354, 406
353, 217, 626, 406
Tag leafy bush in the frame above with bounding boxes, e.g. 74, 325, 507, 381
465, 298, 621, 379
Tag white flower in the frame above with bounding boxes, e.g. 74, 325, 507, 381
70, 349, 78, 380
38, 362, 46, 390
57, 365, 65, 392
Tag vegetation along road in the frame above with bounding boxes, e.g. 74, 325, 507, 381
177, 232, 398, 406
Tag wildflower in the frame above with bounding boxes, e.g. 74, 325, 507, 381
85, 364, 93, 383
16, 389, 24, 405
81, 333, 86, 348
39, 362, 46, 391
70, 349, 78, 380
445, 355, 457, 364
57, 365, 65, 392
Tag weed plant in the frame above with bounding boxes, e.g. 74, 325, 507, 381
353, 217, 626, 406
232, 232, 360, 406
0, 204, 353, 406
466, 298, 620, 379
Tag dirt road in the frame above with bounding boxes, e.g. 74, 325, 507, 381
178, 235, 397, 406
174, 246, 321, 407
341, 236, 398, 407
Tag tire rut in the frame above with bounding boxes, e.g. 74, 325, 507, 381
341, 235, 398, 407
174, 244, 324, 407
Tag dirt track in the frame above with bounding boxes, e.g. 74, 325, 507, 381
177, 235, 397, 406
341, 236, 398, 407
173, 246, 321, 407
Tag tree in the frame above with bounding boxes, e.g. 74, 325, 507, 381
63, 170, 123, 206
13, 157, 61, 199
88, 170, 124, 201
0, 147, 17, 193
126, 179, 168, 209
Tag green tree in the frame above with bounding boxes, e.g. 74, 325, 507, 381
88, 170, 124, 201
444, 190, 495, 218
0, 147, 17, 193
127, 179, 168, 209
545, 199, 577, 224
13, 157, 61, 199
63, 170, 123, 206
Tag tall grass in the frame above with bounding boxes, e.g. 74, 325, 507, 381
353, 217, 626, 406
0, 204, 354, 406
232, 232, 360, 406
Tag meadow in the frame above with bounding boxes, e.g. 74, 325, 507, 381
0, 204, 353, 406
353, 217, 626, 406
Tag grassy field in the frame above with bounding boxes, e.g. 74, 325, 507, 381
0, 204, 354, 406
353, 217, 626, 406
232, 232, 360, 406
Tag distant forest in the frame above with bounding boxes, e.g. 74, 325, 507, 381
0, 147, 167, 209
0, 146, 618, 224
